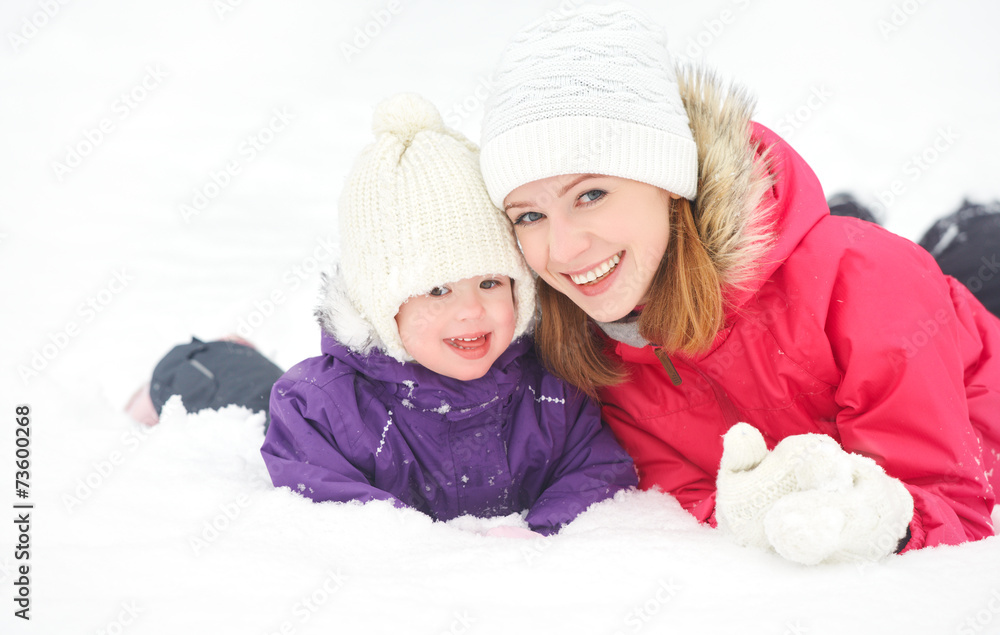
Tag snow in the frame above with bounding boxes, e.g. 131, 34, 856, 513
2, 0, 1000, 633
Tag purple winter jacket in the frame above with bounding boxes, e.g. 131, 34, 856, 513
261, 331, 637, 534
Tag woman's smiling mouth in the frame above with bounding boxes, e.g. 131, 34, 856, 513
568, 252, 622, 285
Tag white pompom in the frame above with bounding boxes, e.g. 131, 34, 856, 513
372, 93, 445, 144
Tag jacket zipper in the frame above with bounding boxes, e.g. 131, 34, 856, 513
653, 347, 683, 386
693, 366, 742, 428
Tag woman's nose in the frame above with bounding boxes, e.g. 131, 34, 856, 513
547, 212, 591, 265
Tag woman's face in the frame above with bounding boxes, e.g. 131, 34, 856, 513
504, 174, 675, 323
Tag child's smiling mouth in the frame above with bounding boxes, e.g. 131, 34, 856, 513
445, 333, 491, 359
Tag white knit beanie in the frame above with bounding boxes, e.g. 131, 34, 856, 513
479, 2, 699, 207
338, 93, 536, 362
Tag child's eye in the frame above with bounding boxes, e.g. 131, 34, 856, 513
480, 278, 504, 290
428, 286, 450, 296
513, 211, 544, 226
579, 189, 606, 204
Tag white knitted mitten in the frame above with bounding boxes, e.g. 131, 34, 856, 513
763, 451, 914, 564
716, 423, 854, 550
716, 423, 913, 564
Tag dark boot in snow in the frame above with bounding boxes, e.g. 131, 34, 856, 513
828, 192, 879, 224
918, 199, 1000, 318
126, 336, 284, 431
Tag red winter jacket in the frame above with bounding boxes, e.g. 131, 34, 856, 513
597, 76, 1000, 552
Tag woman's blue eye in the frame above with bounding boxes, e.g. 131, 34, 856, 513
514, 211, 544, 225
580, 189, 606, 203
429, 286, 450, 296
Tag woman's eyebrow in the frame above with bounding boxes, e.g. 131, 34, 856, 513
503, 174, 601, 212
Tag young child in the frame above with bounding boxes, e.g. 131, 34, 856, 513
259, 93, 637, 535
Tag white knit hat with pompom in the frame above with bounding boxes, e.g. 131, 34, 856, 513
479, 2, 699, 207
338, 93, 536, 362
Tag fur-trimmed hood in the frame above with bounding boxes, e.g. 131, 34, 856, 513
315, 264, 387, 358
676, 66, 779, 310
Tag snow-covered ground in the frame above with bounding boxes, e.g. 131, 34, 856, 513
2, 1, 1000, 633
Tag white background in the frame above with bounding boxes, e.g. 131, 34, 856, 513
2, 1, 1000, 633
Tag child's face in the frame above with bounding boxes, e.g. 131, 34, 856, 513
395, 275, 517, 381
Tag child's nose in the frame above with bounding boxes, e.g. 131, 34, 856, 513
455, 292, 487, 320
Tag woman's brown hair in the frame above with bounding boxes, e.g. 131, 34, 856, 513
534, 196, 724, 397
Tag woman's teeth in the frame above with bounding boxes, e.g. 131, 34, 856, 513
570, 252, 621, 285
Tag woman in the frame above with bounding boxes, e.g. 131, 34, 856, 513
478, 3, 1000, 564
